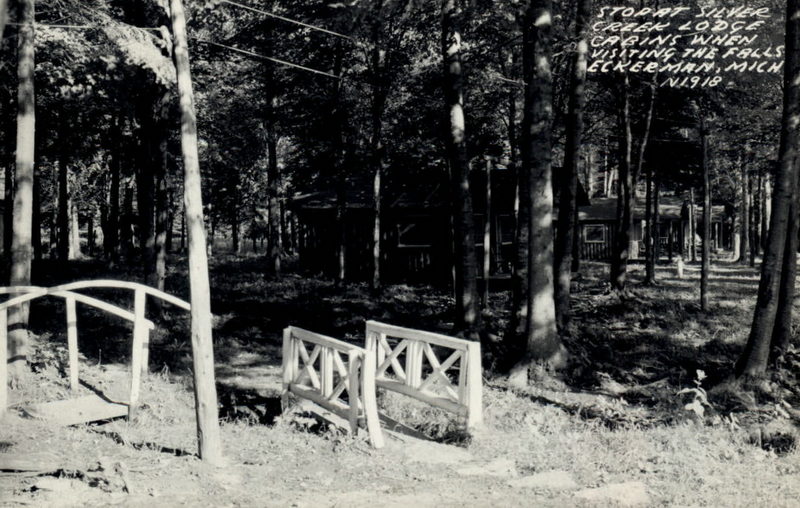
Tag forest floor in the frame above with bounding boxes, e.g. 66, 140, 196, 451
1, 255, 800, 506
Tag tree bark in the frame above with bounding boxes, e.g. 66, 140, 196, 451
3, 160, 12, 261
736, 0, 800, 378
610, 74, 633, 290
740, 158, 750, 264
104, 119, 122, 261
32, 166, 41, 261
370, 6, 388, 291
8, 0, 35, 381
69, 197, 80, 259
137, 115, 157, 285
57, 122, 69, 263
155, 127, 169, 292
771, 167, 800, 362
554, 0, 589, 329
689, 188, 696, 263
700, 118, 710, 311
442, 0, 480, 338
262, 31, 282, 276
509, 0, 563, 381
169, 0, 222, 464
644, 158, 655, 284
749, 173, 757, 267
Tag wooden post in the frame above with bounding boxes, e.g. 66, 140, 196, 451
360, 348, 384, 449
406, 340, 423, 389
321, 347, 333, 398
170, 0, 223, 464
281, 327, 293, 411
465, 342, 483, 430
128, 289, 146, 418
134, 289, 149, 376
0, 308, 7, 418
66, 296, 79, 391
347, 352, 360, 433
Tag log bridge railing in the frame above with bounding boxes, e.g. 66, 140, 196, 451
365, 320, 483, 432
0, 280, 190, 420
282, 326, 384, 448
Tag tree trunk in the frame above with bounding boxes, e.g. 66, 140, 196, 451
442, 0, 480, 338
155, 128, 169, 292
554, 0, 589, 330
762, 175, 771, 250
69, 198, 80, 259
105, 118, 121, 262
740, 159, 750, 264
86, 212, 94, 256
771, 167, 800, 362
8, 0, 35, 382
3, 161, 12, 261
370, 8, 388, 291
32, 166, 41, 261
509, 0, 563, 382
653, 168, 661, 267
57, 123, 69, 262
736, 0, 800, 379
700, 119, 710, 311
483, 158, 491, 308
169, 0, 222, 464
749, 173, 757, 267
689, 188, 696, 263
644, 160, 655, 284
121, 180, 134, 257
262, 32, 282, 276
610, 74, 633, 290
137, 116, 157, 285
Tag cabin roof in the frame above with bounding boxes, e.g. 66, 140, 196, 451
578, 196, 726, 222
291, 167, 590, 211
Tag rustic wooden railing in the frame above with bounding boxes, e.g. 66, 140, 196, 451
0, 281, 190, 420
282, 326, 384, 449
365, 320, 483, 432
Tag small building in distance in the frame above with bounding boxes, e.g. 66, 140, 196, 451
291, 165, 589, 284
577, 195, 729, 261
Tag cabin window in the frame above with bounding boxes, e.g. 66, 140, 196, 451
397, 220, 434, 248
584, 224, 606, 244
497, 215, 515, 245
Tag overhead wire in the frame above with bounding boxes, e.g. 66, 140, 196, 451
217, 0, 354, 41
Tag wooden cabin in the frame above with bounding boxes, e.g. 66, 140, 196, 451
291, 166, 589, 284
292, 171, 731, 283
577, 195, 729, 261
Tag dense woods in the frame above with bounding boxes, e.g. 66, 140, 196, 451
0, 0, 794, 379
2, 0, 800, 503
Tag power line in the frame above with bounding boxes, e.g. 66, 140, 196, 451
193, 37, 341, 79
218, 0, 353, 42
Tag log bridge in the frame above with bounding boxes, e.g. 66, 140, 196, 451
0, 280, 190, 426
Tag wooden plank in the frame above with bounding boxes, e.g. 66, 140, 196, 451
289, 326, 362, 354
367, 321, 470, 351
375, 378, 467, 416
0, 452, 64, 473
21, 395, 128, 426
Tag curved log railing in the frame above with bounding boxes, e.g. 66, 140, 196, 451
282, 326, 384, 449
0, 281, 190, 421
